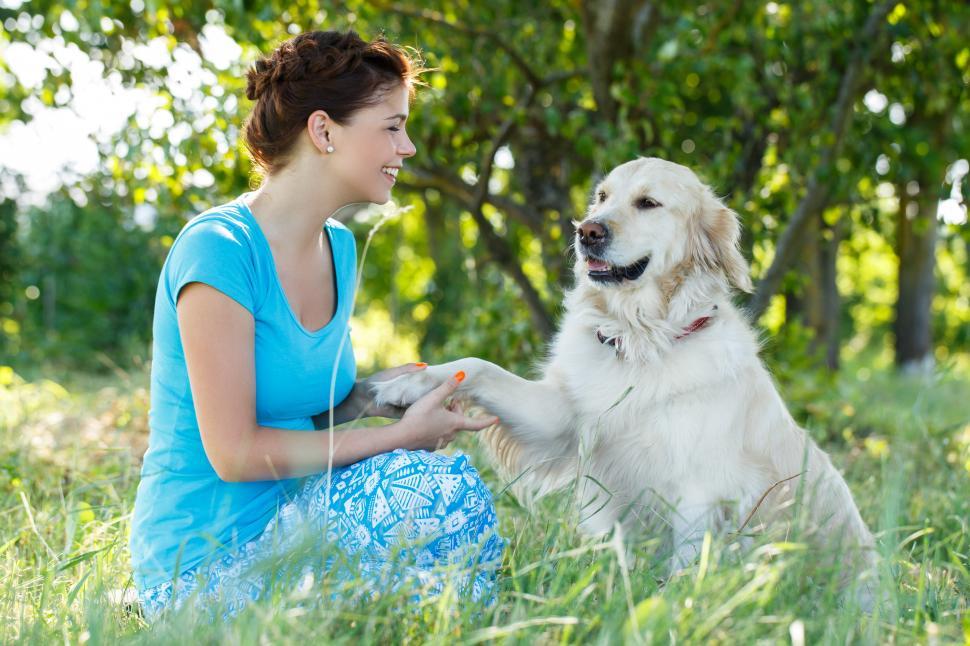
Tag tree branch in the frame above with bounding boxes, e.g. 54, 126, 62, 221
746, 0, 895, 321
379, 4, 544, 87
464, 85, 555, 337
397, 167, 543, 234
402, 84, 555, 336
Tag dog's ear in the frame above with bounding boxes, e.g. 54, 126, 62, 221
691, 194, 754, 293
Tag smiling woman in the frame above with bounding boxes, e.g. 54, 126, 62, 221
128, 30, 504, 621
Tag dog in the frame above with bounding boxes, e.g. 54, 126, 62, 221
373, 157, 877, 603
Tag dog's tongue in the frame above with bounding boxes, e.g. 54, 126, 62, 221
587, 258, 610, 272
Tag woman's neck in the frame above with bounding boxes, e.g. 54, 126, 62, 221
244, 161, 351, 254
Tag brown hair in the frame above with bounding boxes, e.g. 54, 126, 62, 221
243, 30, 423, 174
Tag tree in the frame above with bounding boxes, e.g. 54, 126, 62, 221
1, 0, 967, 372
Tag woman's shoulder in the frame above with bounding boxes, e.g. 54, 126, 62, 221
160, 198, 266, 313
177, 199, 257, 248
162, 198, 266, 280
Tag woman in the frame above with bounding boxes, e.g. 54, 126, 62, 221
130, 30, 504, 619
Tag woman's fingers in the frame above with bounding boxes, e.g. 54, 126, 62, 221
425, 371, 464, 406
373, 362, 428, 381
457, 413, 499, 431
435, 431, 458, 451
446, 400, 459, 413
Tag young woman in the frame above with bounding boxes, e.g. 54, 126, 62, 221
129, 30, 505, 619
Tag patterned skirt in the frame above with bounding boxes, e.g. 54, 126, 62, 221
138, 449, 506, 620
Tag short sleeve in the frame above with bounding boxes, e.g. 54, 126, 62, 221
165, 216, 258, 314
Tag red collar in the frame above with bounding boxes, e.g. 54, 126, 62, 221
596, 306, 718, 352
674, 314, 714, 340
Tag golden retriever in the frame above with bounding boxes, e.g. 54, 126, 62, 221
373, 157, 877, 605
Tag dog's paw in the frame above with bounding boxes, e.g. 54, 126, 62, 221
371, 370, 444, 407
668, 541, 702, 576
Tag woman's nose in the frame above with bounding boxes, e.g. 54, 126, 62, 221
399, 133, 417, 158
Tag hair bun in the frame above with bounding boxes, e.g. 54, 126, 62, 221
245, 31, 371, 101
245, 57, 275, 101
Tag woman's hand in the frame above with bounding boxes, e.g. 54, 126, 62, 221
322, 363, 428, 427
358, 362, 431, 418
390, 371, 498, 451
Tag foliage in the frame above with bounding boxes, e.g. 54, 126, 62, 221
0, 1, 967, 372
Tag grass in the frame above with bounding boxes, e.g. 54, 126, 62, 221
0, 358, 968, 644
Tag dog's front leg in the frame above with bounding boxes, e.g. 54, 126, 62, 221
373, 357, 575, 445
669, 501, 720, 575
373, 358, 580, 498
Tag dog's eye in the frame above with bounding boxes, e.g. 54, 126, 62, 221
634, 196, 661, 210
597, 190, 607, 203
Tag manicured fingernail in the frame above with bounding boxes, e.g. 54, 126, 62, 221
415, 362, 427, 368
455, 371, 466, 383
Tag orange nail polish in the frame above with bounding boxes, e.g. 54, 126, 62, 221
455, 371, 466, 383
415, 362, 428, 368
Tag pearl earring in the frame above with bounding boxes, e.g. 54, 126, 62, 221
326, 145, 334, 153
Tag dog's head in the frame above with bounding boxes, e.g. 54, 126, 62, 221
573, 157, 753, 294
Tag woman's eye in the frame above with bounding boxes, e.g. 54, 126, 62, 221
635, 197, 661, 210
388, 126, 401, 132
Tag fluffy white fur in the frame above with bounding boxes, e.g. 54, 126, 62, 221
373, 157, 877, 603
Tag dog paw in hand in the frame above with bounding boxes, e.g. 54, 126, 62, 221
371, 370, 442, 407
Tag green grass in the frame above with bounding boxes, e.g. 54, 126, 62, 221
0, 360, 968, 644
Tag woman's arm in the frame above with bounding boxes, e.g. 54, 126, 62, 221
177, 282, 493, 482
314, 363, 417, 429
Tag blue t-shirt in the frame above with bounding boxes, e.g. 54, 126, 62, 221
130, 194, 358, 590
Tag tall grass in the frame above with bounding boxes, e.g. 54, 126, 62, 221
0, 358, 967, 643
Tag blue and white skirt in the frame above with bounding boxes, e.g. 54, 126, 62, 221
138, 449, 506, 620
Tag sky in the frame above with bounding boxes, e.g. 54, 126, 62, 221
0, 12, 241, 208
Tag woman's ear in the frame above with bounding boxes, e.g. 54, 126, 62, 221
306, 110, 334, 154
692, 193, 754, 293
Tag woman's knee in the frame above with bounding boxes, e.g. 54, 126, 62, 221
377, 449, 500, 538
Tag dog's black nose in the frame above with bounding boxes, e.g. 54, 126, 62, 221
577, 221, 609, 248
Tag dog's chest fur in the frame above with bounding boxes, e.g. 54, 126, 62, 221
547, 293, 773, 516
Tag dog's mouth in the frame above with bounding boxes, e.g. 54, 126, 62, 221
585, 255, 651, 283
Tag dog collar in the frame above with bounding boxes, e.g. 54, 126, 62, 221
596, 305, 718, 352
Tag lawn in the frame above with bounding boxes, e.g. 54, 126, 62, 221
1, 358, 967, 644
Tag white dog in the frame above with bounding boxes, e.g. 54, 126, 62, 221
374, 157, 876, 600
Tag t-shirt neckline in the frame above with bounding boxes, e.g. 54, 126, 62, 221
235, 193, 342, 338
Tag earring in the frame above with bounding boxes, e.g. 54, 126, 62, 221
326, 145, 334, 153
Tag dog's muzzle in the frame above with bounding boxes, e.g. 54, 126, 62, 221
575, 219, 650, 283
584, 254, 651, 283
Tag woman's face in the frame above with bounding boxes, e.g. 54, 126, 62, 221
328, 83, 417, 205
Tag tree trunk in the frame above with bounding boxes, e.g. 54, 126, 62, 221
819, 219, 843, 370
894, 190, 938, 373
784, 212, 842, 370
421, 198, 468, 352
578, 0, 660, 123
891, 87, 955, 373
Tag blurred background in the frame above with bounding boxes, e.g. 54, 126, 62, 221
0, 0, 967, 380
1, 3, 969, 640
